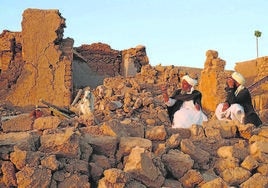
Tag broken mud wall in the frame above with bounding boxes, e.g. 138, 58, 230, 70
235, 57, 268, 111
199, 50, 268, 113
235, 57, 268, 90
0, 30, 23, 91
72, 58, 107, 89
74, 43, 122, 77
121, 45, 149, 77
6, 9, 73, 107
73, 43, 149, 90
235, 60, 259, 86
0, 8, 150, 108
0, 63, 267, 187
199, 50, 231, 113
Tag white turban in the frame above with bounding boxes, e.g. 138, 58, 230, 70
182, 75, 197, 86
231, 72, 246, 85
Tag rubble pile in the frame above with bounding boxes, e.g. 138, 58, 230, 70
0, 65, 268, 188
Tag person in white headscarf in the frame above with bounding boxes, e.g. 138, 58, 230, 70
161, 74, 208, 128
215, 72, 262, 127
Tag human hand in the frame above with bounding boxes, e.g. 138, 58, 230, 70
195, 103, 200, 111
161, 85, 169, 102
222, 102, 229, 112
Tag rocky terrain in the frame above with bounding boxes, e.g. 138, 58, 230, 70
1, 64, 268, 188
1, 8, 268, 188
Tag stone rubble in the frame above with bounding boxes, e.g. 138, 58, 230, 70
0, 8, 268, 188
0, 64, 268, 188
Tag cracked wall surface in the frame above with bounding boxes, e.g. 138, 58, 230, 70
199, 50, 231, 113
7, 9, 73, 107
0, 30, 23, 91
235, 57, 268, 111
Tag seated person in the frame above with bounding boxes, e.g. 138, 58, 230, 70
161, 74, 208, 128
215, 72, 262, 127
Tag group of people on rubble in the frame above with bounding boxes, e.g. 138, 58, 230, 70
161, 71, 262, 128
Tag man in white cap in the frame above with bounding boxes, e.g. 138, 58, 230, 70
161, 74, 208, 128
215, 72, 262, 127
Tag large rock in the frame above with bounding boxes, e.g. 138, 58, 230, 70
220, 167, 251, 185
162, 179, 183, 188
16, 166, 52, 188
83, 134, 118, 158
57, 174, 90, 188
33, 116, 61, 130
179, 169, 203, 188
1, 161, 17, 187
145, 125, 167, 141
116, 137, 152, 160
203, 119, 237, 139
2, 114, 33, 132
162, 149, 194, 179
241, 155, 259, 171
200, 177, 228, 188
240, 173, 268, 188
250, 141, 268, 155
39, 127, 81, 158
214, 157, 239, 174
91, 154, 111, 170
0, 131, 39, 155
98, 168, 132, 187
180, 139, 210, 169
41, 154, 61, 171
257, 164, 268, 176
10, 146, 43, 170
100, 119, 131, 137
124, 146, 165, 188
217, 141, 249, 162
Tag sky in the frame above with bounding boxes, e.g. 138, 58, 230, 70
1, 0, 267, 70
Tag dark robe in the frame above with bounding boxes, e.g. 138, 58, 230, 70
225, 86, 262, 127
167, 89, 202, 123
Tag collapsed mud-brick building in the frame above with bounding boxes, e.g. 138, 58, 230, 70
73, 43, 149, 89
198, 50, 268, 115
0, 9, 149, 108
0, 8, 267, 115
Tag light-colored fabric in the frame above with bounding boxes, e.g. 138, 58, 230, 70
215, 103, 245, 123
235, 85, 245, 96
77, 90, 95, 115
165, 98, 176, 107
172, 100, 208, 128
232, 72, 246, 85
182, 75, 198, 87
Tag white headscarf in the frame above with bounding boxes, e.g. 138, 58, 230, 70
231, 72, 245, 96
182, 75, 198, 94
231, 72, 246, 86
182, 75, 198, 87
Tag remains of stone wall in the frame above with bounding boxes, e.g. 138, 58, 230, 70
257, 56, 268, 91
121, 45, 149, 77
74, 43, 149, 79
0, 63, 267, 188
6, 9, 73, 107
75, 43, 122, 77
235, 57, 268, 111
0, 30, 23, 90
199, 50, 229, 113
235, 60, 258, 86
